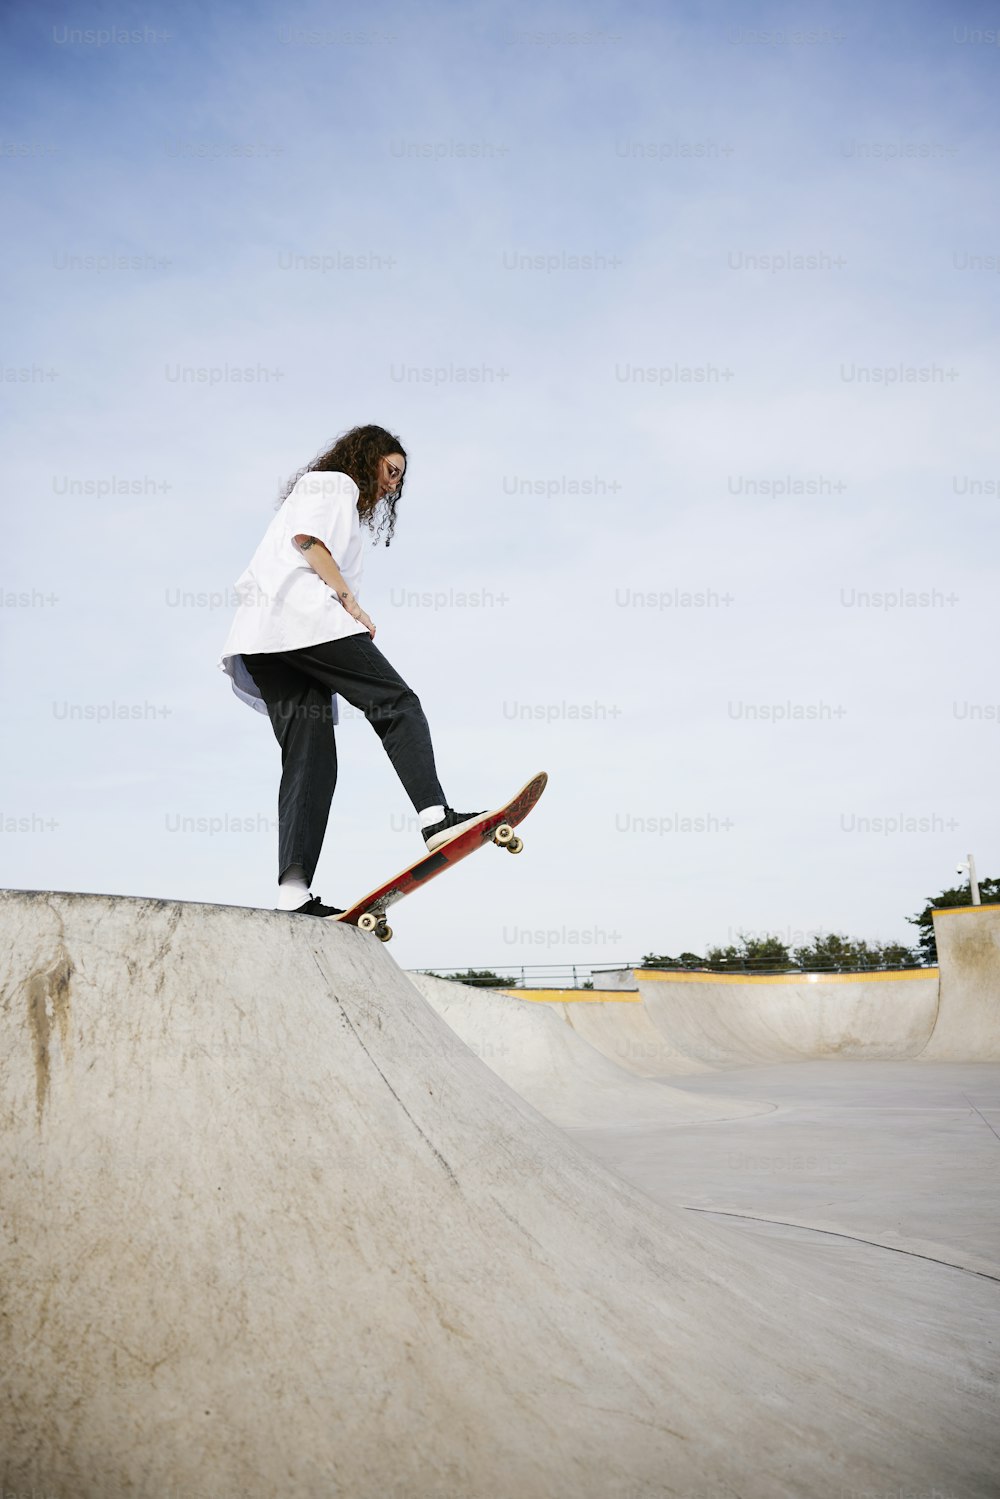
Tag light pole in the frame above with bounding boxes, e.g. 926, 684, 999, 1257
957, 853, 981, 905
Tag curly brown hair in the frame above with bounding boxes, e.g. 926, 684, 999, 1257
277, 424, 407, 545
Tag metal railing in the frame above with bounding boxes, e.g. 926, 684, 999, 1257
413, 961, 630, 990
413, 957, 932, 989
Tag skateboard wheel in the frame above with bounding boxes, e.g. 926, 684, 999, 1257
359, 913, 379, 932
377, 925, 393, 943
494, 823, 514, 846
507, 836, 524, 855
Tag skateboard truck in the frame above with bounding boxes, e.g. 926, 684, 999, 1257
493, 823, 524, 854
358, 912, 393, 943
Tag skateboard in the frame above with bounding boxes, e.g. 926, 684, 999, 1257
335, 771, 548, 942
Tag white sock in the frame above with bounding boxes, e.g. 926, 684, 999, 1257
418, 805, 446, 830
277, 868, 310, 911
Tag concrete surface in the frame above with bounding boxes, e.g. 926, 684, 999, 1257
637, 968, 941, 1067
923, 904, 1000, 1058
2, 890, 999, 1498
575, 1060, 1000, 1278
408, 972, 757, 1124
426, 940, 1000, 1275
544, 988, 714, 1077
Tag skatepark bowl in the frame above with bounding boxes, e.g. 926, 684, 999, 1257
1, 890, 998, 1498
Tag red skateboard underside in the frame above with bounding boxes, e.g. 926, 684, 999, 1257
335, 772, 548, 927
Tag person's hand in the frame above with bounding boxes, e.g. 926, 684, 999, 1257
336, 588, 376, 639
350, 602, 376, 639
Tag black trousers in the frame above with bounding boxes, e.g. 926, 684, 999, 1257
242, 634, 446, 886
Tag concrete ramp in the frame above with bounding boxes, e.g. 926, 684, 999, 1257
500, 987, 714, 1078
2, 891, 998, 1498
637, 968, 940, 1068
921, 905, 1000, 1058
409, 973, 756, 1124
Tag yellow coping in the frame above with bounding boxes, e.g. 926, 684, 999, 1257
497, 967, 943, 1002
498, 989, 640, 1005
636, 967, 938, 986
931, 903, 1000, 919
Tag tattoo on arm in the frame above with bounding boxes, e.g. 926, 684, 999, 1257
298, 536, 316, 550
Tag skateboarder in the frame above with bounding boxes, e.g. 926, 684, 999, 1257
219, 423, 484, 918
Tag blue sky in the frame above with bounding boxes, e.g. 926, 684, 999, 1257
2, 0, 998, 973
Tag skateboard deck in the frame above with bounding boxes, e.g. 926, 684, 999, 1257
335, 771, 548, 941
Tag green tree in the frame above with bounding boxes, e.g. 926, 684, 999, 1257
441, 968, 519, 988
872, 940, 922, 969
641, 951, 705, 970
641, 952, 676, 969
907, 877, 1000, 963
704, 932, 792, 972
792, 933, 921, 971
793, 933, 859, 971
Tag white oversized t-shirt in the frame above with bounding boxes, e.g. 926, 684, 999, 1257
219, 470, 368, 713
